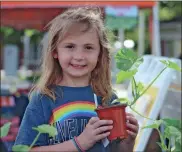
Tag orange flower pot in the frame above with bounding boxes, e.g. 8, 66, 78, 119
95, 104, 128, 141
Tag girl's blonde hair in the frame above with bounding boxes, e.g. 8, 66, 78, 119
30, 7, 113, 105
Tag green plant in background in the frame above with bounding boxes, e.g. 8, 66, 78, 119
0, 122, 11, 138
113, 48, 181, 152
12, 124, 57, 152
0, 123, 57, 152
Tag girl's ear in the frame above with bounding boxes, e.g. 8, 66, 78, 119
52, 51, 58, 58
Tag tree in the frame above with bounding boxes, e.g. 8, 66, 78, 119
159, 1, 182, 21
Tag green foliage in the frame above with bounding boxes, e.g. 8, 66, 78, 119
25, 29, 39, 37
115, 48, 181, 106
115, 48, 143, 71
113, 48, 182, 152
143, 119, 182, 152
0, 122, 11, 138
163, 119, 181, 131
0, 27, 23, 48
12, 124, 58, 152
112, 98, 130, 105
12, 145, 30, 152
160, 60, 182, 72
0, 27, 43, 51
159, 1, 182, 21
116, 69, 137, 84
142, 120, 163, 130
136, 82, 145, 95
32, 124, 58, 137
115, 48, 143, 83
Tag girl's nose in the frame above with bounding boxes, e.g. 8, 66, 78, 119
73, 49, 85, 60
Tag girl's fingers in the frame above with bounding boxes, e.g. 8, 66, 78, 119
95, 132, 110, 141
88, 117, 100, 125
93, 120, 113, 129
126, 112, 134, 117
94, 125, 113, 135
126, 123, 139, 133
127, 130, 137, 139
126, 116, 138, 126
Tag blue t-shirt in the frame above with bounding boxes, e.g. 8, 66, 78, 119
14, 85, 118, 152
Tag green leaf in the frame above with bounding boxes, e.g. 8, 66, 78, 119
171, 146, 175, 152
175, 141, 181, 152
162, 118, 181, 130
115, 48, 143, 71
160, 60, 182, 72
137, 82, 145, 94
25, 29, 38, 37
176, 135, 181, 145
166, 126, 180, 137
134, 57, 144, 70
32, 124, 58, 137
164, 127, 170, 139
0, 122, 11, 138
116, 69, 137, 83
131, 77, 137, 99
12, 145, 30, 152
164, 125, 181, 150
112, 98, 130, 105
171, 141, 181, 152
116, 57, 133, 71
142, 120, 163, 129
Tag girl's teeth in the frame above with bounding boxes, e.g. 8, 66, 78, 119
72, 64, 83, 67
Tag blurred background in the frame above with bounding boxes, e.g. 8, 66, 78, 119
0, 1, 181, 152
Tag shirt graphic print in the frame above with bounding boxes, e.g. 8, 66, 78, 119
49, 101, 97, 144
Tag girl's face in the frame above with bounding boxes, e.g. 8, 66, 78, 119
54, 23, 100, 81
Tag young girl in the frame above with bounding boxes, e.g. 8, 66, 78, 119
15, 7, 139, 152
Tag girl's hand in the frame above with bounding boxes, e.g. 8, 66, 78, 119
77, 117, 113, 150
126, 112, 139, 141
119, 113, 139, 152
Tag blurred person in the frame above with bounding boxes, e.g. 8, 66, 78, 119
14, 7, 139, 152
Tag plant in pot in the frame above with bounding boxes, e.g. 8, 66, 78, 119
95, 48, 181, 152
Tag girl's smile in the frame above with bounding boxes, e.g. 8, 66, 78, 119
70, 63, 87, 69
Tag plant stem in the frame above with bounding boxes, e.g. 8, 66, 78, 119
129, 106, 154, 121
29, 132, 41, 150
132, 77, 137, 98
131, 67, 167, 106
139, 67, 167, 99
156, 128, 168, 151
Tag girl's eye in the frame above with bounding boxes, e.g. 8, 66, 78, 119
65, 45, 74, 49
85, 46, 93, 50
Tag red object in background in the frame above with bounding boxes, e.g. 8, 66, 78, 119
0, 96, 15, 107
1, 1, 155, 31
1, 134, 16, 142
95, 104, 128, 141
0, 117, 20, 142
1, 8, 65, 31
0, 117, 20, 126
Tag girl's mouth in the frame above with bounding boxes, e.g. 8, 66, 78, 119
70, 64, 87, 69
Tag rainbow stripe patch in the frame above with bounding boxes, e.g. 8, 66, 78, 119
50, 101, 97, 124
